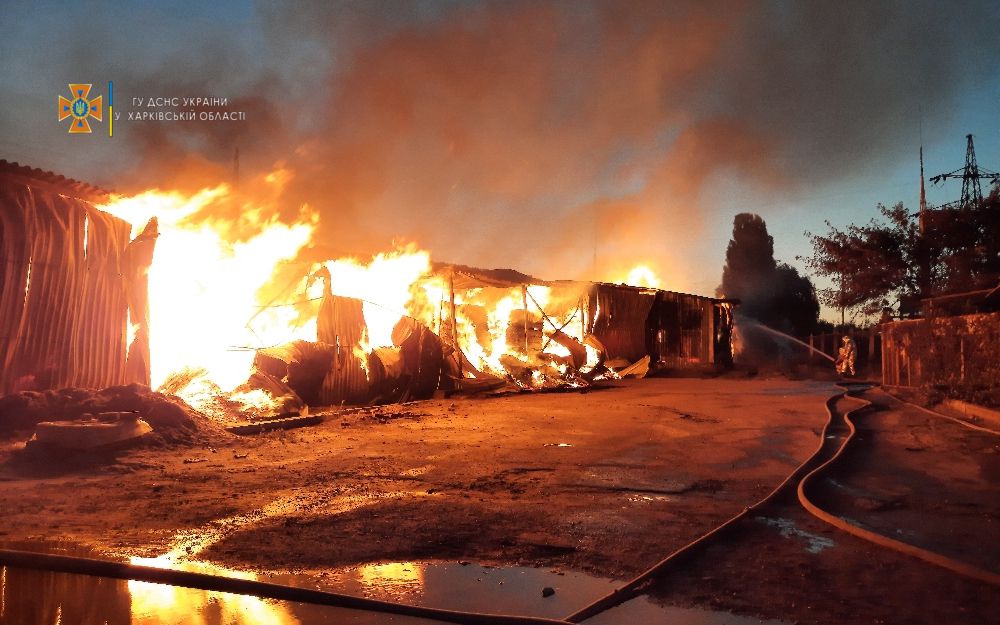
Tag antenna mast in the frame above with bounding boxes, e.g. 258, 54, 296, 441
918, 113, 927, 234
919, 145, 927, 234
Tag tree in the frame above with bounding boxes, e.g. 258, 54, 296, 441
936, 188, 1000, 292
800, 203, 917, 321
720, 213, 820, 336
800, 193, 1000, 321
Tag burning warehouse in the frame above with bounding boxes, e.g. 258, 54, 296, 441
0, 160, 155, 397
247, 264, 737, 411
0, 160, 735, 424
4, 2, 1000, 622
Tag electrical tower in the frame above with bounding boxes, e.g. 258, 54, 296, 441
928, 134, 1000, 208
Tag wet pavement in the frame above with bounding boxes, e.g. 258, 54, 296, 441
0, 540, 789, 624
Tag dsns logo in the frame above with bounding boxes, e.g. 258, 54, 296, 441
58, 84, 102, 133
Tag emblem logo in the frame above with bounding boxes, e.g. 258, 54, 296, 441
58, 84, 103, 133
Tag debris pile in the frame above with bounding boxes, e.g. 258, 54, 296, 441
0, 383, 207, 444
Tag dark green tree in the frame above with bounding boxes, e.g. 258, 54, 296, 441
800, 203, 918, 321
720, 213, 820, 336
800, 193, 1000, 321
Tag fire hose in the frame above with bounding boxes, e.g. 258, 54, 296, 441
563, 386, 851, 622
566, 383, 1000, 622
2, 384, 998, 624
795, 386, 1000, 587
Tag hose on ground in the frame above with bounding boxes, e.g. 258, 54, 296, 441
0, 549, 567, 625
4, 383, 995, 624
563, 388, 850, 623
1, 387, 853, 625
796, 385, 1000, 587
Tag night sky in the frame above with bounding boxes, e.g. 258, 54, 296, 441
3, 0, 1000, 321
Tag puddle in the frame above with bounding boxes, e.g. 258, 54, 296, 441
755, 517, 836, 554
0, 541, 790, 624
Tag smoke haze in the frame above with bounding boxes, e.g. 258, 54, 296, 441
3, 0, 1000, 290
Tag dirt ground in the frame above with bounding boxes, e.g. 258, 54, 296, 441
1, 377, 998, 624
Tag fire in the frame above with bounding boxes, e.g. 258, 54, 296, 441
98, 183, 611, 419
99, 186, 316, 414
624, 265, 661, 288
324, 248, 431, 350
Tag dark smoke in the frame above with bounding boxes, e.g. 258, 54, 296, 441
7, 0, 1000, 287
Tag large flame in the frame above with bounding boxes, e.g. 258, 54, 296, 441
623, 264, 661, 288
324, 248, 431, 350
99, 186, 317, 412
98, 183, 664, 417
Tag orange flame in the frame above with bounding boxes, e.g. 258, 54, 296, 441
98, 183, 651, 415
99, 185, 316, 415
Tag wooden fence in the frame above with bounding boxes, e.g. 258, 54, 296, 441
803, 328, 881, 370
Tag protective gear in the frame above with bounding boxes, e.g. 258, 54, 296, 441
836, 336, 857, 376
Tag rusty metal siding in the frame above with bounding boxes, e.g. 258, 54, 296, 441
0, 181, 32, 381
0, 176, 147, 396
648, 291, 714, 367
7, 185, 89, 392
120, 218, 157, 387
75, 205, 132, 388
317, 292, 371, 406
589, 284, 657, 364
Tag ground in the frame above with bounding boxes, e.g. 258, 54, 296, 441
1, 377, 997, 624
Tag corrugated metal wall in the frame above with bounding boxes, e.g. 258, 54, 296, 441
585, 284, 727, 368
588, 284, 657, 363
316, 290, 372, 406
0, 177, 151, 396
647, 291, 715, 367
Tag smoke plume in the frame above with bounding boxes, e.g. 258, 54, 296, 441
7, 0, 1000, 289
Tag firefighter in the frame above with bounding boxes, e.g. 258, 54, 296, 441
837, 335, 857, 377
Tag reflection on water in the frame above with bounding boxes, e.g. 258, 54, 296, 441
0, 541, 131, 625
1, 542, 788, 625
357, 562, 423, 598
158, 489, 407, 562
127, 556, 296, 625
